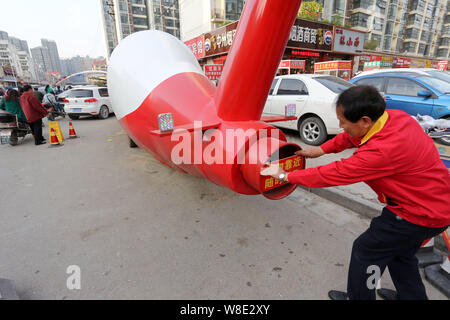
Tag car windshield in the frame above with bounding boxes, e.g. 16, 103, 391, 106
313, 76, 354, 93
417, 76, 450, 94
65, 89, 94, 98
423, 70, 450, 83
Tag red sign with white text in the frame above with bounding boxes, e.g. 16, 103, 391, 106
185, 35, 205, 59
204, 64, 223, 80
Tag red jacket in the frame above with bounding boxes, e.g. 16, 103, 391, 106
288, 109, 450, 228
20, 92, 48, 123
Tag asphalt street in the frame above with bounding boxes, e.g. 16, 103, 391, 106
0, 115, 446, 299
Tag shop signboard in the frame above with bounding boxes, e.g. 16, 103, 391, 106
332, 26, 365, 54
410, 58, 427, 68
437, 60, 449, 71
204, 21, 239, 58
204, 64, 224, 81
286, 19, 334, 52
314, 60, 352, 72
393, 57, 411, 68
279, 60, 306, 69
184, 35, 205, 59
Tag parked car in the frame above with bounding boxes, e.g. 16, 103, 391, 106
63, 87, 113, 120
353, 68, 450, 83
263, 74, 355, 145
350, 73, 450, 121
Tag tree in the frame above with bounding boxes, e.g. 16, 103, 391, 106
298, 1, 323, 22
364, 40, 380, 50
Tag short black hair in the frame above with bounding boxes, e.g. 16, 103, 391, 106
22, 85, 33, 92
336, 85, 385, 123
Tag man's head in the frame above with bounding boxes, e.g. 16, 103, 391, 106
22, 85, 33, 93
335, 85, 386, 139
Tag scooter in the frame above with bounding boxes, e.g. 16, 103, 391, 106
43, 102, 66, 121
0, 110, 32, 146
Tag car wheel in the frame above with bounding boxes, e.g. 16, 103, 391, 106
98, 106, 109, 119
69, 115, 80, 120
129, 137, 138, 148
298, 116, 327, 146
9, 130, 18, 146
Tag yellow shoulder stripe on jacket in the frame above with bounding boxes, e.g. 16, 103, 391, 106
360, 111, 389, 145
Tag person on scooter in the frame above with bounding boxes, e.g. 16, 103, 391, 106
43, 88, 65, 114
20, 85, 51, 145
0, 89, 28, 124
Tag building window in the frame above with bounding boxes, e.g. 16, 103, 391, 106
385, 21, 394, 34
418, 43, 425, 54
405, 28, 419, 39
403, 41, 417, 53
387, 5, 397, 19
373, 17, 385, 31
383, 36, 392, 50
410, 0, 425, 12
132, 6, 147, 15
423, 17, 431, 28
440, 38, 450, 47
420, 30, 430, 42
437, 48, 448, 57
351, 12, 369, 28
133, 17, 148, 26
353, 0, 373, 10
407, 14, 423, 26
426, 3, 434, 16
375, 0, 387, 14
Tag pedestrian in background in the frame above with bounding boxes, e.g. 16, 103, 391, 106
33, 87, 44, 103
20, 85, 51, 145
0, 89, 27, 123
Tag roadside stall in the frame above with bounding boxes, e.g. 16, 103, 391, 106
277, 60, 306, 75
313, 60, 352, 81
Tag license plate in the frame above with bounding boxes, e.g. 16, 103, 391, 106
0, 130, 11, 144
72, 108, 82, 112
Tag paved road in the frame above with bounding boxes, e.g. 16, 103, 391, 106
0, 116, 446, 299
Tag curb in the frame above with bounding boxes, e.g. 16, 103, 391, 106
299, 185, 449, 254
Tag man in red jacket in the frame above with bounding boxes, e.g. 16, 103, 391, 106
20, 85, 50, 145
262, 85, 450, 300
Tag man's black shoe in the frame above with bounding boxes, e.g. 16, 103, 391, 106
377, 288, 398, 300
328, 290, 349, 300
36, 141, 46, 145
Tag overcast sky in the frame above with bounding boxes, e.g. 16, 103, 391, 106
0, 0, 107, 58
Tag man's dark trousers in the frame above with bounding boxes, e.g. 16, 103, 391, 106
347, 207, 448, 300
28, 119, 44, 145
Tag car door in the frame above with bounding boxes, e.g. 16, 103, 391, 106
385, 77, 434, 116
270, 78, 309, 129
98, 88, 111, 112
263, 79, 279, 115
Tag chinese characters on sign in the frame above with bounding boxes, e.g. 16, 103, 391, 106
184, 35, 205, 59
286, 19, 333, 52
261, 156, 304, 192
204, 21, 239, 57
332, 27, 365, 54
314, 61, 351, 72
204, 64, 224, 81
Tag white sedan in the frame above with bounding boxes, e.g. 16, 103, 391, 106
263, 74, 354, 145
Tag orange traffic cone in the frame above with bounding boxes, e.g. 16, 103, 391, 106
49, 128, 61, 146
69, 122, 78, 138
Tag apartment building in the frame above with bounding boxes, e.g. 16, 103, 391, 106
100, 0, 181, 57
320, 0, 449, 59
179, 0, 245, 41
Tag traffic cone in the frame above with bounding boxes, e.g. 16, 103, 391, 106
49, 128, 61, 147
424, 231, 450, 298
416, 237, 443, 267
68, 122, 77, 138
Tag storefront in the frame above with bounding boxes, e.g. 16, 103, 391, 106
184, 18, 367, 79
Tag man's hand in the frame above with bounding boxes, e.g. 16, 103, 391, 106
295, 146, 325, 158
260, 163, 285, 180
